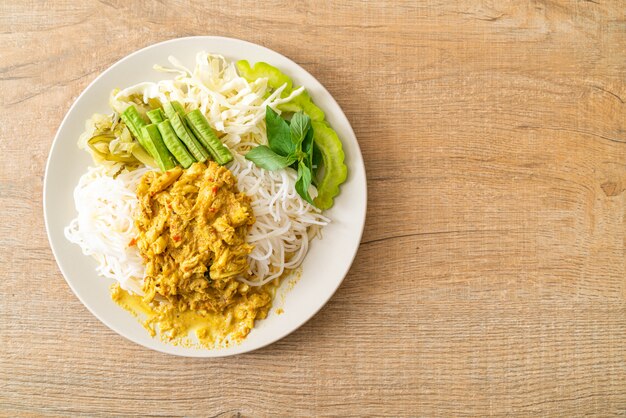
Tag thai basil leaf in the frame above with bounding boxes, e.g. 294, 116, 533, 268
302, 126, 314, 155
290, 111, 311, 151
245, 145, 297, 170
295, 160, 314, 205
265, 106, 293, 156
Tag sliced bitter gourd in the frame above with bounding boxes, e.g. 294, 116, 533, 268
236, 60, 347, 209
311, 121, 348, 210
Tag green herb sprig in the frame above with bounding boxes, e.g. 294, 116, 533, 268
245, 106, 316, 205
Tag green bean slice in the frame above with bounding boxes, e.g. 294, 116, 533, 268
185, 109, 233, 165
171, 113, 209, 162
120, 106, 156, 158
146, 108, 165, 124
157, 120, 195, 168
141, 124, 176, 171
163, 102, 209, 162
170, 101, 186, 116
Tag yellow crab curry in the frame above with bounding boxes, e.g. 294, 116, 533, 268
112, 162, 274, 347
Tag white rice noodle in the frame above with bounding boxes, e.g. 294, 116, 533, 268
228, 153, 329, 286
64, 166, 148, 295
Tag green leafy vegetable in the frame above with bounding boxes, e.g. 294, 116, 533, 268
290, 111, 311, 152
295, 160, 313, 205
246, 106, 317, 205
303, 128, 315, 182
245, 145, 296, 170
303, 128, 314, 155
265, 106, 294, 156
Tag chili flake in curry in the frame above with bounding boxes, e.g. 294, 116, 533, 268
112, 161, 274, 347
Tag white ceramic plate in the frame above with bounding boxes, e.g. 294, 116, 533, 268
44, 36, 366, 357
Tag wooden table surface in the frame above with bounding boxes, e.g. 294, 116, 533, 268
1, 1, 625, 416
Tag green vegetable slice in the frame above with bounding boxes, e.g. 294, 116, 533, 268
185, 109, 233, 165
236, 60, 324, 121
236, 60, 292, 93
171, 113, 209, 162
311, 121, 347, 210
141, 124, 176, 171
162, 102, 181, 119
157, 120, 195, 168
146, 108, 165, 124
87, 134, 137, 164
120, 106, 145, 138
169, 100, 186, 116
120, 106, 156, 158
162, 102, 209, 162
280, 90, 325, 121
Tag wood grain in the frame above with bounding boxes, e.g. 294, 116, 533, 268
1, 0, 625, 416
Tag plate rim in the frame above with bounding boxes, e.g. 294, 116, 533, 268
43, 35, 367, 357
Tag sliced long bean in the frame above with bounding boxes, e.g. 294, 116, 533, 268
171, 101, 186, 116
141, 124, 176, 171
146, 108, 165, 124
162, 102, 209, 162
163, 102, 179, 120
172, 113, 209, 162
157, 120, 195, 168
120, 106, 156, 158
185, 109, 233, 165
120, 106, 145, 138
